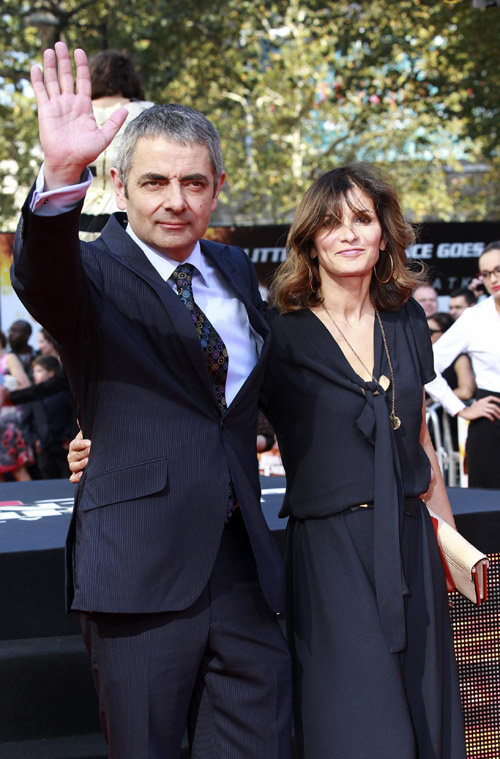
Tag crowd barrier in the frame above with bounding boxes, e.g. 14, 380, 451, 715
0, 478, 498, 757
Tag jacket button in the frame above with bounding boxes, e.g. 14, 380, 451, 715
220, 419, 226, 430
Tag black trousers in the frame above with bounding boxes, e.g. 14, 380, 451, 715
467, 389, 500, 489
81, 510, 292, 759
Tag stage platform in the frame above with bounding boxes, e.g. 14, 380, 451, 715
0, 478, 499, 757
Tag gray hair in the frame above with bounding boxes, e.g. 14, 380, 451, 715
115, 104, 224, 194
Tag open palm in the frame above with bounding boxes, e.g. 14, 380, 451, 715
31, 42, 127, 188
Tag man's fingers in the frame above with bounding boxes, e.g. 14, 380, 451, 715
74, 48, 92, 99
69, 471, 83, 483
42, 47, 61, 98
30, 65, 49, 107
100, 107, 128, 145
55, 41, 76, 95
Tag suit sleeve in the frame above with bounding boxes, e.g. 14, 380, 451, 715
11, 189, 95, 348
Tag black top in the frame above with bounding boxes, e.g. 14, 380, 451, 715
261, 297, 436, 652
262, 298, 435, 519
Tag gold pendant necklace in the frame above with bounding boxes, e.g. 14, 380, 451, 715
322, 305, 401, 431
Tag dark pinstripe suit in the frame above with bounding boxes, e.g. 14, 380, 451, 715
12, 200, 292, 758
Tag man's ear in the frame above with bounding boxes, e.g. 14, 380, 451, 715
110, 167, 127, 210
210, 171, 227, 212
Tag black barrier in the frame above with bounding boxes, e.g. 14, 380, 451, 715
0, 478, 499, 756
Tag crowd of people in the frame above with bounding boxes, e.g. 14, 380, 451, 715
6, 38, 499, 759
0, 320, 77, 481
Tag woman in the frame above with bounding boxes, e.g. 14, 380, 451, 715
0, 330, 32, 481
37, 327, 60, 359
427, 312, 476, 401
262, 164, 466, 758
425, 241, 500, 488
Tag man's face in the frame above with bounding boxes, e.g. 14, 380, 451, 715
8, 323, 30, 350
449, 295, 470, 321
414, 286, 438, 317
111, 137, 226, 262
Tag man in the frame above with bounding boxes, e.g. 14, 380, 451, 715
412, 284, 438, 317
448, 287, 477, 321
12, 43, 291, 759
8, 319, 38, 378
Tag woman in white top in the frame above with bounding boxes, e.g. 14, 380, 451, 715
79, 50, 154, 240
425, 241, 500, 488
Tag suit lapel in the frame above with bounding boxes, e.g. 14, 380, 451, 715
100, 216, 220, 410
99, 217, 269, 413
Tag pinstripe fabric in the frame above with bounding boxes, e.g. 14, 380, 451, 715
12, 201, 285, 616
13, 190, 292, 758
80, 512, 292, 759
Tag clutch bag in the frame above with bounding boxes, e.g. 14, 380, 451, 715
427, 507, 489, 605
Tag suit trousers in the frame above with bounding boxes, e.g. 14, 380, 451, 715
80, 510, 292, 759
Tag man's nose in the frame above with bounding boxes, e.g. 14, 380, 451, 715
162, 182, 186, 212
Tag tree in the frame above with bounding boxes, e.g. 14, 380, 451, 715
1, 0, 499, 229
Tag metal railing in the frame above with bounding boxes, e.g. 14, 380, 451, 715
425, 402, 468, 487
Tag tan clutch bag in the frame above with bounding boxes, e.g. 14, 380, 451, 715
427, 507, 489, 605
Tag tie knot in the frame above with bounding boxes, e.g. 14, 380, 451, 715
170, 262, 195, 291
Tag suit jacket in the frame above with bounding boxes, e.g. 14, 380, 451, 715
12, 199, 285, 614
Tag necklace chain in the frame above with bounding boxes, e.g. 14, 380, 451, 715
321, 305, 401, 430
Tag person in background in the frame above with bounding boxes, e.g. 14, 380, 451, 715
1, 329, 31, 393
0, 330, 33, 481
37, 327, 60, 359
448, 287, 477, 321
21, 355, 76, 479
427, 312, 476, 401
425, 240, 500, 488
412, 283, 438, 317
8, 320, 38, 379
79, 49, 154, 240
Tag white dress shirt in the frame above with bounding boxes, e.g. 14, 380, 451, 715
425, 296, 500, 415
31, 168, 261, 406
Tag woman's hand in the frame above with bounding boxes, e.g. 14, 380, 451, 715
67, 430, 91, 483
419, 466, 436, 505
458, 396, 500, 422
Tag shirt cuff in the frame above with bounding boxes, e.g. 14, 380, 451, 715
30, 166, 93, 216
425, 372, 466, 416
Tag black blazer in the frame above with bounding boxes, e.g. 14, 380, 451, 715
12, 200, 285, 614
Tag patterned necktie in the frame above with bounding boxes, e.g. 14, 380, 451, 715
170, 263, 236, 519
170, 263, 229, 414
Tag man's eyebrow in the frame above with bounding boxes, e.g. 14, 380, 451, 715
182, 173, 210, 183
136, 172, 210, 183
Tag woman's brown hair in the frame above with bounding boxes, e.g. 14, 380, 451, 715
89, 50, 146, 101
270, 163, 426, 313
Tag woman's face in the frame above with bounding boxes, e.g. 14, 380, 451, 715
312, 188, 385, 286
38, 332, 54, 355
427, 317, 443, 344
478, 248, 500, 302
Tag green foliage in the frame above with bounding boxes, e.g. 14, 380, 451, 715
1, 0, 499, 229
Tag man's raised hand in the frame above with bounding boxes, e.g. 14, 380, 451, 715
31, 42, 128, 190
